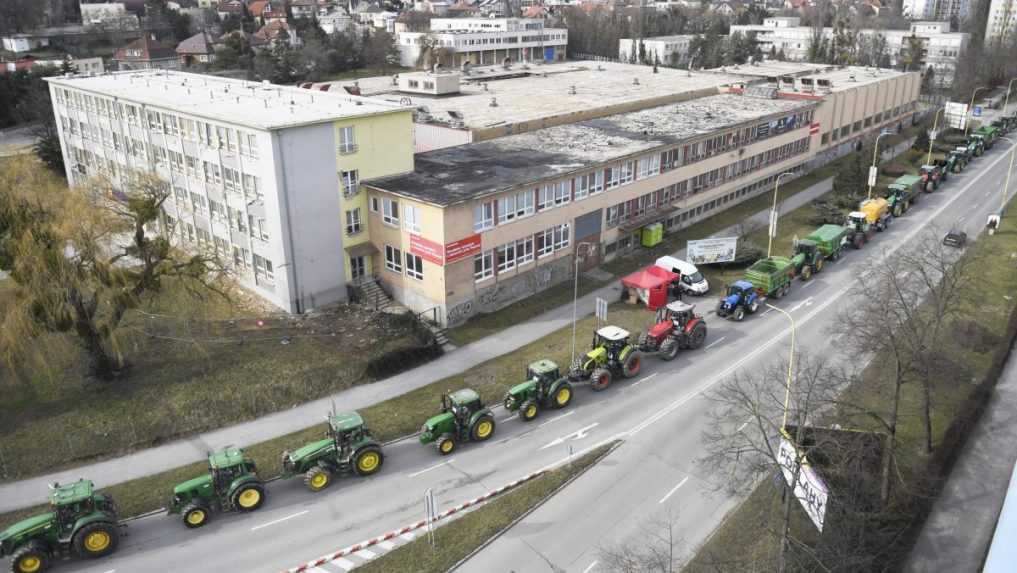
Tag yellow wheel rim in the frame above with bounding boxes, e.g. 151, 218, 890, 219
310, 472, 329, 489
358, 452, 380, 473
237, 488, 261, 508
526, 405, 537, 418
476, 421, 493, 438
18, 556, 41, 573
186, 509, 206, 525
84, 531, 111, 552
556, 388, 571, 406
440, 439, 454, 453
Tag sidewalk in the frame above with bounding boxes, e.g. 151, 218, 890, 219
904, 338, 1017, 572
0, 143, 909, 512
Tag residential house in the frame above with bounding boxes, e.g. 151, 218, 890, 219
291, 0, 319, 18
216, 0, 245, 20
255, 20, 302, 47
113, 35, 180, 70
176, 31, 216, 66
320, 8, 355, 34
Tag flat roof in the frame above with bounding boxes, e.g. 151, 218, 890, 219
707, 60, 837, 78
319, 60, 745, 132
622, 34, 696, 42
799, 66, 914, 93
45, 70, 407, 131
365, 92, 815, 207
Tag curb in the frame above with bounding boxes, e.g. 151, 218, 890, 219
284, 469, 546, 573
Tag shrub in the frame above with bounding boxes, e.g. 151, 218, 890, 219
881, 163, 909, 177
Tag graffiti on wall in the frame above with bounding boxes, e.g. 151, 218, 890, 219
446, 299, 474, 326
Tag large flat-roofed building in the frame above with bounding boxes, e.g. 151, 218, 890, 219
316, 61, 745, 152
397, 17, 568, 69
362, 65, 921, 325
45, 70, 414, 313
618, 35, 696, 67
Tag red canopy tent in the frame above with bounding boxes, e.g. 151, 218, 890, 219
621, 266, 678, 310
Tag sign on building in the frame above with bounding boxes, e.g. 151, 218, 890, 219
410, 234, 445, 265
777, 435, 829, 532
686, 237, 738, 265
445, 234, 482, 264
944, 101, 969, 130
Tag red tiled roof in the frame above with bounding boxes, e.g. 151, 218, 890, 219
115, 36, 177, 62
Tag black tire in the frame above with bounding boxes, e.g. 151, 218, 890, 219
73, 521, 119, 558
748, 300, 759, 313
621, 351, 642, 378
733, 306, 745, 322
688, 322, 707, 349
303, 466, 332, 492
10, 541, 49, 573
551, 382, 573, 409
853, 234, 864, 249
470, 415, 496, 441
232, 482, 266, 513
353, 445, 384, 477
519, 399, 539, 422
801, 266, 812, 281
590, 367, 612, 391
715, 301, 726, 316
815, 258, 824, 273
660, 338, 679, 361
182, 501, 211, 528
436, 433, 456, 455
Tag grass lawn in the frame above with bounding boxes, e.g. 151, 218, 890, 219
356, 443, 616, 573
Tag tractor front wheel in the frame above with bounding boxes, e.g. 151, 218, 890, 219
801, 265, 812, 281
748, 300, 759, 314
552, 383, 573, 408
11, 542, 49, 573
520, 400, 539, 422
471, 415, 496, 441
688, 323, 707, 350
853, 234, 865, 249
590, 368, 612, 391
233, 483, 266, 512
660, 338, 679, 361
622, 352, 642, 378
73, 521, 119, 558
304, 466, 332, 492
436, 434, 456, 455
354, 446, 384, 476
733, 307, 746, 322
182, 502, 211, 528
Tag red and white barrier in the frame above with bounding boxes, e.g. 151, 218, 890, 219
285, 470, 546, 573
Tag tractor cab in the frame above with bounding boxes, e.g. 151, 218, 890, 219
442, 388, 483, 425
794, 238, 819, 259
660, 300, 696, 329
847, 211, 868, 231
49, 480, 105, 536
726, 280, 755, 299
591, 325, 631, 356
526, 359, 561, 388
208, 449, 256, 495
327, 411, 369, 450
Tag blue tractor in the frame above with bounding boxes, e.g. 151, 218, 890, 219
715, 280, 760, 321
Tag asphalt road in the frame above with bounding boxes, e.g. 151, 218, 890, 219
20, 139, 1015, 573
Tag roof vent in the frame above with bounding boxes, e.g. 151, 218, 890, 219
489, 97, 498, 107
633, 77, 640, 86
569, 85, 576, 95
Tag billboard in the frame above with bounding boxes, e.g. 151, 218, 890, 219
686, 237, 738, 265
410, 235, 445, 266
777, 435, 829, 532
945, 101, 969, 130
445, 234, 482, 264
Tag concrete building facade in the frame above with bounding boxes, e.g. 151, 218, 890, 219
397, 18, 568, 68
618, 35, 695, 66
45, 70, 413, 313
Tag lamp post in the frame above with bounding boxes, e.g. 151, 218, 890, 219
965, 86, 987, 138
768, 301, 798, 573
1004, 77, 1017, 116
868, 128, 895, 200
767, 171, 797, 258
686, 55, 697, 77
766, 303, 797, 431
926, 106, 945, 166
571, 242, 596, 370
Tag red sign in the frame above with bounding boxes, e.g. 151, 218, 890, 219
810, 122, 821, 135
445, 234, 482, 264
410, 234, 445, 265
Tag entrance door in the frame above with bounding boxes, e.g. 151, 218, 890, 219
350, 256, 366, 281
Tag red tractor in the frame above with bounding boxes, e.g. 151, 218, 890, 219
637, 301, 708, 361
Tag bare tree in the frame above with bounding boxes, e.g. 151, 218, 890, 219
599, 509, 685, 573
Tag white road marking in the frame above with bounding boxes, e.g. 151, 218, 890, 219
788, 296, 814, 313
658, 477, 690, 504
630, 373, 658, 387
378, 540, 396, 550
704, 336, 726, 350
540, 423, 599, 450
802, 280, 817, 289
306, 568, 331, 573
762, 308, 774, 316
499, 416, 515, 423
958, 216, 966, 222
581, 560, 600, 573
737, 420, 750, 432
407, 459, 455, 478
354, 548, 376, 559
400, 532, 416, 541
250, 510, 309, 531
538, 410, 576, 427
100, 570, 115, 573
333, 558, 356, 571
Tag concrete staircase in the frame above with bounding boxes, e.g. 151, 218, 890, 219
356, 278, 455, 352
358, 278, 394, 311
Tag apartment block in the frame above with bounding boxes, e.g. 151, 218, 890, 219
618, 35, 695, 66
397, 17, 568, 68
45, 70, 412, 313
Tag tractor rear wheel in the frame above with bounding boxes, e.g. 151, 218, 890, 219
304, 466, 332, 492
520, 400, 539, 422
436, 434, 456, 455
590, 368, 612, 391
182, 502, 211, 528
801, 266, 812, 281
552, 383, 573, 408
353, 446, 384, 476
893, 205, 902, 218
733, 307, 746, 322
73, 521, 119, 558
815, 258, 824, 273
660, 338, 679, 361
621, 351, 642, 378
10, 542, 49, 573
471, 415, 496, 441
233, 483, 266, 512
853, 234, 864, 249
688, 323, 707, 349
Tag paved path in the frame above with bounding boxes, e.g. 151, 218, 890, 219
0, 141, 912, 512
0, 124, 38, 157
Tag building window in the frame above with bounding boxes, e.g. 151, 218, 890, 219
474, 249, 493, 281
474, 201, 494, 232
405, 252, 424, 280
341, 170, 359, 196
253, 253, 274, 283
605, 165, 621, 189
637, 155, 660, 180
404, 204, 422, 234
346, 208, 362, 235
497, 191, 534, 224
537, 224, 570, 257
385, 245, 402, 272
370, 196, 380, 213
539, 181, 570, 210
382, 197, 399, 226
574, 171, 603, 200
338, 126, 357, 154
496, 236, 533, 272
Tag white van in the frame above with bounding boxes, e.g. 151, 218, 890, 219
655, 256, 709, 295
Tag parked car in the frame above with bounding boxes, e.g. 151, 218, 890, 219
654, 256, 709, 295
943, 228, 967, 248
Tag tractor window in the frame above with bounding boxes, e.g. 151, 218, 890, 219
727, 285, 741, 296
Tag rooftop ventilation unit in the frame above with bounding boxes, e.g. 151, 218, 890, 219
743, 85, 779, 99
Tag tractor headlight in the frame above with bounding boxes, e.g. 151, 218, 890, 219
504, 394, 516, 409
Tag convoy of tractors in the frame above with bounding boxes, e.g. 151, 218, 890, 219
2, 116, 1012, 573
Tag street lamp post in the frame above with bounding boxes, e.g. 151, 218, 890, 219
767, 171, 797, 258
1004, 78, 1017, 116
965, 86, 987, 138
868, 128, 894, 200
570, 242, 595, 370
926, 106, 945, 166
767, 302, 798, 573
766, 304, 797, 431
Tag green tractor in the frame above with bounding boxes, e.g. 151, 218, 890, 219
419, 389, 496, 455
168, 447, 266, 529
0, 480, 120, 573
280, 411, 384, 492
885, 174, 922, 217
568, 325, 642, 391
969, 136, 986, 157
503, 359, 574, 422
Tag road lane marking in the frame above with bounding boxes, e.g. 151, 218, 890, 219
802, 280, 817, 289
378, 540, 396, 550
658, 477, 690, 504
762, 308, 774, 316
499, 415, 515, 423
538, 410, 575, 427
250, 510, 309, 531
408, 459, 455, 478
354, 549, 376, 559
540, 423, 599, 450
704, 336, 726, 350
788, 296, 813, 313
737, 420, 750, 432
630, 373, 658, 387
581, 561, 600, 573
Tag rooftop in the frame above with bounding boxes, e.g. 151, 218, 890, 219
49, 479, 94, 506
45, 70, 407, 130
705, 60, 837, 79
320, 60, 745, 133
329, 411, 365, 433
209, 448, 247, 469
364, 92, 814, 206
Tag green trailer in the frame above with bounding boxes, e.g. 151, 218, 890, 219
885, 174, 922, 216
973, 125, 999, 149
790, 225, 848, 280
744, 256, 794, 298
